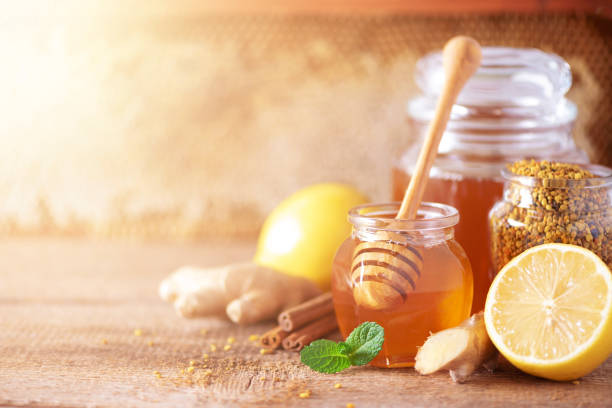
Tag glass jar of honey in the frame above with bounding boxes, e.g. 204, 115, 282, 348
489, 162, 612, 273
392, 47, 589, 314
331, 202, 473, 368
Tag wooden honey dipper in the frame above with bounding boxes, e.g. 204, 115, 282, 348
351, 36, 482, 310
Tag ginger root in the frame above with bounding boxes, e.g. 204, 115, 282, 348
159, 262, 321, 325
415, 312, 498, 383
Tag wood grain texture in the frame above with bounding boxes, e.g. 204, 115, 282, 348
0, 238, 610, 407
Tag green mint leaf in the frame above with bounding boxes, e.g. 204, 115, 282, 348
337, 341, 351, 355
344, 321, 385, 366
300, 322, 385, 373
300, 339, 351, 373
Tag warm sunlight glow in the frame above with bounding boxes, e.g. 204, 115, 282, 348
262, 217, 302, 255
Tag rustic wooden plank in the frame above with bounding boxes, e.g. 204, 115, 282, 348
0, 238, 610, 407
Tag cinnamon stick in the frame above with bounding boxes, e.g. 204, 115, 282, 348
259, 326, 289, 350
281, 313, 338, 352
278, 292, 334, 332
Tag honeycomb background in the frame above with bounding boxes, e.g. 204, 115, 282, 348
0, 12, 609, 239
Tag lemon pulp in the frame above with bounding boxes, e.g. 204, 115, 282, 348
484, 243, 612, 381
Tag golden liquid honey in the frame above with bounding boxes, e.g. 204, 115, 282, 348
392, 168, 503, 313
331, 203, 473, 368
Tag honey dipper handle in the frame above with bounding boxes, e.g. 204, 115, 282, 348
397, 36, 482, 219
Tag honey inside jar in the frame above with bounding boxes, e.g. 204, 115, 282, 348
331, 202, 473, 368
392, 170, 502, 316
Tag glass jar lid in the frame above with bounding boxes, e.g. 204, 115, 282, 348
408, 47, 577, 129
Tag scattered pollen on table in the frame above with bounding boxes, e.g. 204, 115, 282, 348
224, 345, 232, 351
226, 337, 236, 344
260, 348, 273, 355
248, 334, 259, 342
298, 390, 311, 399
334, 383, 342, 389
210, 344, 217, 352
133, 328, 143, 336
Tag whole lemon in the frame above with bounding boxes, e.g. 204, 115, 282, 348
254, 183, 368, 290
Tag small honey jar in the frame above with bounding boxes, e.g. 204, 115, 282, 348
331, 202, 473, 368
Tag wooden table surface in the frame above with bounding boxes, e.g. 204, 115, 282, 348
0, 238, 610, 407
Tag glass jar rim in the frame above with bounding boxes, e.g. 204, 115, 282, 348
348, 202, 459, 232
501, 163, 612, 189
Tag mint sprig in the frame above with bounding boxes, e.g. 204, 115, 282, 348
300, 322, 384, 373
299, 339, 352, 373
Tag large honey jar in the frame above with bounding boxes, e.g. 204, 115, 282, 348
331, 202, 473, 368
392, 47, 589, 313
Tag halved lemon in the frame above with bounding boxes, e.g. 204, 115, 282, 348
484, 243, 612, 381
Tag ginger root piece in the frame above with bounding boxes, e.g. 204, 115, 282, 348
415, 312, 498, 383
159, 262, 321, 325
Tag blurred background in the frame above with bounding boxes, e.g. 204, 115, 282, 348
1, 0, 610, 241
